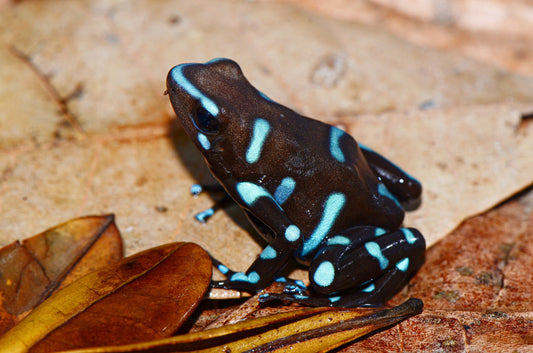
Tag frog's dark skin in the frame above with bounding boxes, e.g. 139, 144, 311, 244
166, 58, 425, 307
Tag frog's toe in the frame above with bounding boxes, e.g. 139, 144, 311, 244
274, 277, 308, 295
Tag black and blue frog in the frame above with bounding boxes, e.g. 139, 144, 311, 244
166, 58, 425, 307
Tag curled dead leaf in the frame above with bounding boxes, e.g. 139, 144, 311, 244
0, 215, 123, 335
0, 242, 212, 353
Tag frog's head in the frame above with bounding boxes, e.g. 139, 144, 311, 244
166, 58, 275, 172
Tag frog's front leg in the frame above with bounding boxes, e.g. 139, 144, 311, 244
261, 225, 425, 307
359, 144, 422, 211
211, 181, 303, 292
190, 183, 233, 223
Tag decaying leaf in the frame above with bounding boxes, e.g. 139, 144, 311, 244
0, 242, 212, 353
56, 299, 422, 353
0, 215, 122, 335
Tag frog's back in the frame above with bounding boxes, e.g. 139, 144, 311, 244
246, 114, 406, 258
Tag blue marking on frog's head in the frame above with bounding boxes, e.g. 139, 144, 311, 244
364, 241, 389, 270
169, 64, 220, 117
197, 132, 211, 150
246, 118, 270, 164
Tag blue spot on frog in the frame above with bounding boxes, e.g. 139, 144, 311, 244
166, 58, 425, 307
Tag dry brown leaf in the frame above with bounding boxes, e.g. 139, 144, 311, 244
0, 242, 212, 353
0, 215, 122, 335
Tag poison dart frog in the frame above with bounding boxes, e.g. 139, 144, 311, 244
166, 58, 425, 307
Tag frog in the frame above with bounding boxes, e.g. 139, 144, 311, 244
166, 58, 425, 307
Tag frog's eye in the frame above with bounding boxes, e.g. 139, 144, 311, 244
192, 106, 220, 133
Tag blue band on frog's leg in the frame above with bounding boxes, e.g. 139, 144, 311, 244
297, 192, 346, 257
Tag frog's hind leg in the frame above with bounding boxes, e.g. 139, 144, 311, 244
190, 183, 234, 223
359, 144, 422, 211
259, 262, 422, 307
260, 226, 425, 307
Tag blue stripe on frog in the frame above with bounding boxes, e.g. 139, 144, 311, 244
197, 133, 211, 150
327, 235, 351, 246
298, 192, 346, 257
260, 245, 277, 260
365, 241, 389, 270
329, 126, 346, 163
401, 228, 418, 244
375, 228, 386, 237
230, 271, 260, 284
274, 177, 295, 205
236, 181, 279, 208
396, 257, 409, 272
246, 118, 270, 164
169, 64, 219, 117
361, 283, 375, 292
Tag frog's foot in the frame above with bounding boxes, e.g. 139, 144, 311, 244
210, 256, 263, 293
258, 292, 340, 307
211, 277, 261, 293
274, 277, 308, 295
191, 183, 233, 223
